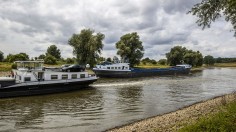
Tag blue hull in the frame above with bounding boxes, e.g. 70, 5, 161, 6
93, 67, 191, 78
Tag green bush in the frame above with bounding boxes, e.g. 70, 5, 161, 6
44, 55, 57, 65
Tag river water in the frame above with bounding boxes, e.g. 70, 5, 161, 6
0, 68, 235, 132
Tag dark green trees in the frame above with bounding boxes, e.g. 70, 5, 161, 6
166, 46, 203, 67
189, 0, 236, 36
46, 45, 61, 60
116, 32, 144, 67
68, 29, 105, 67
5, 53, 29, 62
0, 51, 3, 62
204, 55, 215, 65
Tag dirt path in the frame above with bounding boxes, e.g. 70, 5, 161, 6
108, 92, 236, 132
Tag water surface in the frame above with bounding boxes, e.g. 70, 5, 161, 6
0, 68, 235, 132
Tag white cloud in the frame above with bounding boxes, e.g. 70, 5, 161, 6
0, 0, 235, 60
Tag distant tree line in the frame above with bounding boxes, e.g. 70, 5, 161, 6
215, 57, 236, 63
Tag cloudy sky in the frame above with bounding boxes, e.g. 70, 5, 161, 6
0, 0, 235, 60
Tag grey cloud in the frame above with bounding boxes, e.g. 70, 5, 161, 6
162, 0, 201, 14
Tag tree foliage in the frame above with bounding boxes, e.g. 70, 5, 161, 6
5, 53, 29, 62
68, 29, 105, 67
158, 59, 167, 65
166, 46, 203, 67
141, 57, 157, 65
0, 51, 4, 62
204, 55, 215, 65
38, 54, 46, 60
189, 0, 236, 36
116, 32, 144, 67
65, 58, 74, 64
215, 57, 236, 63
46, 45, 61, 60
44, 55, 57, 65
106, 57, 112, 62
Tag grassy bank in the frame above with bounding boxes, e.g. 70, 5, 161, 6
108, 93, 236, 132
0, 62, 12, 71
179, 100, 236, 132
214, 62, 236, 67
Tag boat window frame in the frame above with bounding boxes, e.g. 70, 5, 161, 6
24, 77, 31, 82
51, 75, 58, 80
80, 74, 85, 78
71, 74, 77, 79
62, 74, 68, 80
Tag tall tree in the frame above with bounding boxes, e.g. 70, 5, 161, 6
166, 46, 187, 66
38, 54, 46, 60
46, 45, 61, 60
166, 46, 203, 67
189, 0, 236, 36
116, 32, 144, 67
68, 29, 105, 67
0, 51, 4, 62
204, 55, 215, 65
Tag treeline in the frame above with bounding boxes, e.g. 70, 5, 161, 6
0, 28, 235, 67
215, 57, 236, 63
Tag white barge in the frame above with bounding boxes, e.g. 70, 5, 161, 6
0, 61, 97, 98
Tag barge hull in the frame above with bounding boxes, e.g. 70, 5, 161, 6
0, 79, 97, 98
93, 68, 191, 78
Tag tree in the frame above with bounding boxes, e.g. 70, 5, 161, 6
189, 0, 236, 36
46, 45, 61, 60
65, 58, 74, 64
116, 32, 144, 67
106, 57, 112, 62
0, 51, 4, 62
68, 29, 105, 67
166, 46, 203, 67
204, 55, 215, 65
38, 54, 46, 60
44, 55, 57, 65
158, 59, 167, 65
166, 46, 187, 66
5, 53, 29, 62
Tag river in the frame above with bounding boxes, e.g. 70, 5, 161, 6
0, 68, 235, 132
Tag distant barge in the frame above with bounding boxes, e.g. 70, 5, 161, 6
93, 62, 191, 78
0, 61, 97, 98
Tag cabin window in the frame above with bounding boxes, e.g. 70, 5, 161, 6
80, 74, 85, 78
71, 74, 77, 79
118, 67, 121, 69
107, 67, 110, 69
62, 74, 68, 80
125, 67, 128, 69
51, 75, 58, 80
111, 67, 114, 69
24, 77, 31, 81
115, 67, 117, 69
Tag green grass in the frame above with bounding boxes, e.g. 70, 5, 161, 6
179, 101, 236, 132
0, 62, 12, 71
214, 62, 236, 67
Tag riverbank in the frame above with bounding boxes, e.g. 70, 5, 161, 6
108, 92, 236, 132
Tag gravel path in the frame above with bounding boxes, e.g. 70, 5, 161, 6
108, 92, 236, 132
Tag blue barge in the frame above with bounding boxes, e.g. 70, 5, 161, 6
93, 62, 191, 78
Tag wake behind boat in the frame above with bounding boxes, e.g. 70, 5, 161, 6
0, 60, 97, 98
93, 61, 191, 78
